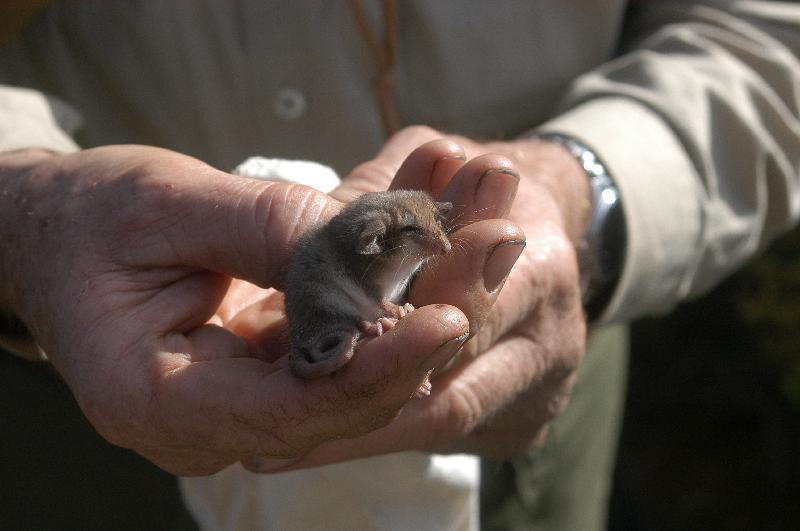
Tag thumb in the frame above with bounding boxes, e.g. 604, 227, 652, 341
125, 163, 340, 288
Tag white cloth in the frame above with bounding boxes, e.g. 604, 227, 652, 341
178, 157, 480, 531
233, 157, 341, 193
180, 455, 479, 531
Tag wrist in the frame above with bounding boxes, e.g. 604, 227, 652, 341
0, 148, 60, 320
531, 133, 627, 322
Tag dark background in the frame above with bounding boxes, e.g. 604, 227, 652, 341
2, 225, 798, 530
609, 225, 800, 530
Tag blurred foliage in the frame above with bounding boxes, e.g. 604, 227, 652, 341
738, 227, 800, 410
609, 225, 800, 531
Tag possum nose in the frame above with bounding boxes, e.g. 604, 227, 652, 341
440, 237, 451, 254
319, 334, 344, 355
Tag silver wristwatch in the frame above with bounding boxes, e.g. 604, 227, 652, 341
534, 132, 627, 322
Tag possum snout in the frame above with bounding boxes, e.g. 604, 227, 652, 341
290, 330, 356, 379
426, 233, 451, 255
311, 333, 346, 361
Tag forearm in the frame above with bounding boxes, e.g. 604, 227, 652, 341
538, 1, 800, 322
1, 151, 40, 312
0, 149, 58, 359
0, 83, 82, 339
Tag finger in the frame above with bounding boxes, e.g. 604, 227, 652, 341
332, 135, 464, 201
137, 445, 239, 476
388, 139, 466, 197
222, 291, 292, 363
261, 305, 470, 450
241, 306, 472, 473
439, 154, 519, 232
182, 324, 266, 362
411, 219, 526, 338
471, 216, 581, 356
243, 328, 580, 471
152, 305, 468, 458
214, 280, 275, 323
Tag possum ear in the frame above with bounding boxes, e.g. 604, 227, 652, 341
436, 201, 453, 215
357, 218, 386, 255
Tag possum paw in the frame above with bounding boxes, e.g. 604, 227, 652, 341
358, 317, 398, 337
413, 376, 432, 398
382, 301, 415, 320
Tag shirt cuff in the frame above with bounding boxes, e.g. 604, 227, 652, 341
536, 97, 705, 323
0, 85, 81, 153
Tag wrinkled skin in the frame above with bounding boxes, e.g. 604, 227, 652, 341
0, 125, 587, 475
241, 126, 590, 470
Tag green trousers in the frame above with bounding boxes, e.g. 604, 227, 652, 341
482, 324, 630, 531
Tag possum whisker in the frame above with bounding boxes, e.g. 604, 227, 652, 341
452, 227, 479, 240
449, 235, 475, 255
447, 205, 496, 223
359, 243, 408, 285
447, 205, 502, 233
391, 250, 410, 289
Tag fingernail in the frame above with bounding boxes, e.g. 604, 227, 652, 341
422, 331, 470, 372
243, 456, 300, 473
475, 168, 519, 217
431, 154, 467, 196
484, 239, 526, 292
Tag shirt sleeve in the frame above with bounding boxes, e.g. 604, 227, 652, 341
0, 83, 81, 153
536, 1, 800, 324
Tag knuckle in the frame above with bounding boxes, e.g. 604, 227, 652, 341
339, 377, 389, 403
474, 152, 515, 170
251, 181, 332, 270
337, 380, 406, 433
103, 171, 183, 244
352, 405, 403, 436
429, 389, 483, 448
394, 124, 441, 142
347, 160, 394, 189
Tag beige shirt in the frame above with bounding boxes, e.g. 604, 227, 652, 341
2, 1, 798, 326
1, 1, 799, 529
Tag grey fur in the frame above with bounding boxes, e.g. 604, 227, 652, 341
284, 190, 451, 379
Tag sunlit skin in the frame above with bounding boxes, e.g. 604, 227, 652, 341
0, 125, 589, 475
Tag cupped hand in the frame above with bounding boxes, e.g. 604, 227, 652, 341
243, 125, 590, 471
0, 145, 485, 475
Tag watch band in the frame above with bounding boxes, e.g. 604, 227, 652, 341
533, 132, 627, 322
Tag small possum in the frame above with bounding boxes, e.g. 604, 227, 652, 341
284, 190, 452, 381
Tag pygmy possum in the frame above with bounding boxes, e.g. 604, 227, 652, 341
284, 190, 452, 389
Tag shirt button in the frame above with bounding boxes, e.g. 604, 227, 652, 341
273, 88, 307, 120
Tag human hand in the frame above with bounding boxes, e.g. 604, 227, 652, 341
0, 145, 476, 475
243, 125, 590, 470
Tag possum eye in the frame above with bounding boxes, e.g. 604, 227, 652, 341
401, 225, 421, 234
